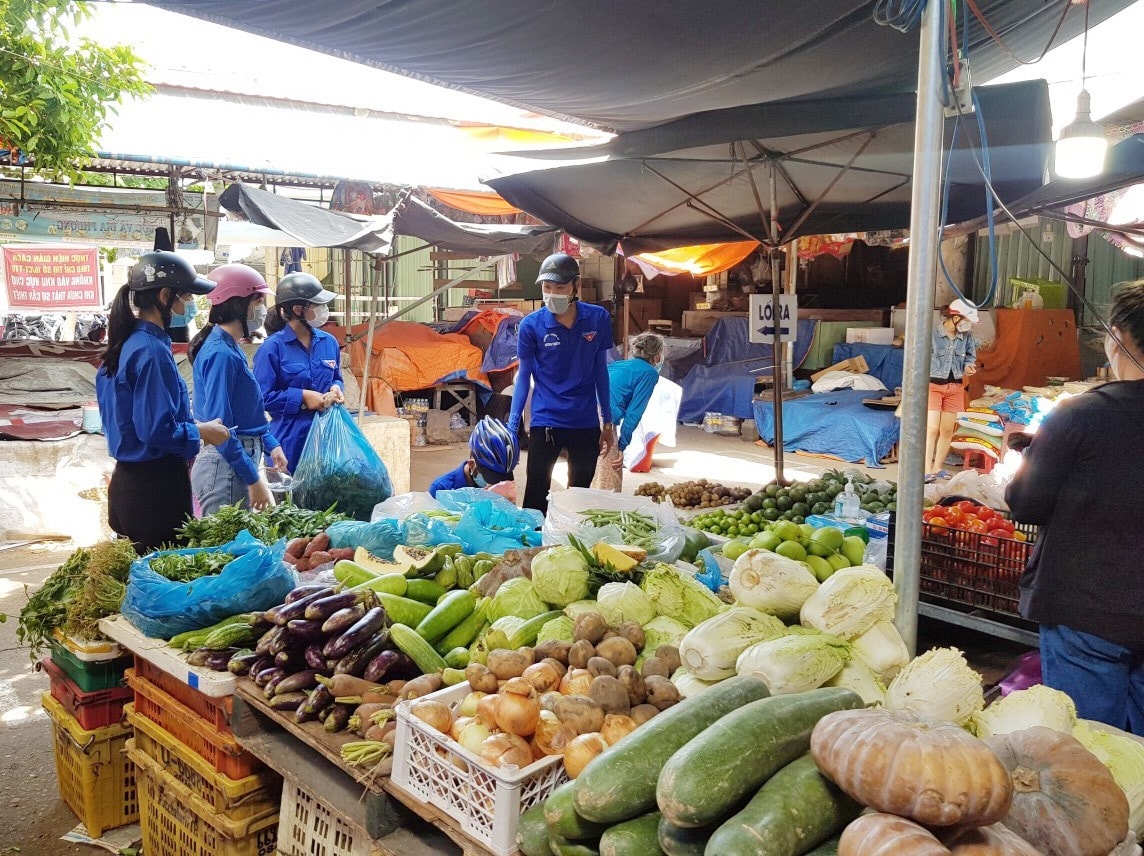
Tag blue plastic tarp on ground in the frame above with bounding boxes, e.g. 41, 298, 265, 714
482, 315, 521, 373
752, 389, 900, 468
831, 342, 904, 390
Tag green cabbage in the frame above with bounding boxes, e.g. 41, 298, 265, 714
825, 660, 887, 706
735, 629, 850, 695
799, 565, 897, 640
595, 581, 655, 626
530, 545, 590, 607
487, 577, 549, 622
1074, 720, 1144, 838
536, 615, 574, 645
563, 600, 602, 621
972, 684, 1077, 738
679, 607, 786, 680
883, 646, 984, 726
640, 564, 724, 628
642, 615, 689, 654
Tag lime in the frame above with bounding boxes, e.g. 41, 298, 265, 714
805, 554, 835, 583
763, 508, 781, 521
762, 498, 777, 510
775, 540, 807, 562
772, 520, 801, 542
765, 484, 780, 497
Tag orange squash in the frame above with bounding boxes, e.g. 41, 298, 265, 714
984, 726, 1129, 856
945, 823, 1045, 855
811, 708, 1012, 827
839, 813, 949, 856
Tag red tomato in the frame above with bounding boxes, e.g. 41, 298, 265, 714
942, 507, 964, 525
954, 500, 975, 512
961, 514, 980, 527
988, 527, 1012, 539
974, 506, 995, 521
928, 516, 948, 529
994, 518, 1016, 533
967, 519, 989, 534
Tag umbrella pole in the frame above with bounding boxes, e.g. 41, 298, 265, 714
894, 0, 946, 655
769, 166, 786, 485
358, 259, 380, 422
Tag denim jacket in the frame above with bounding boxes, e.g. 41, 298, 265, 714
930, 327, 976, 381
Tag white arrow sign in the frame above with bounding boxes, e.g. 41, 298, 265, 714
749, 293, 798, 344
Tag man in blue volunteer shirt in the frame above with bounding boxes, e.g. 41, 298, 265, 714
508, 253, 615, 513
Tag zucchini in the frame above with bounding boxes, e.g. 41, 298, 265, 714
507, 609, 564, 649
389, 623, 448, 674
443, 647, 470, 670
657, 816, 712, 856
573, 675, 771, 825
375, 592, 433, 628
657, 687, 864, 828
517, 803, 551, 856
545, 781, 608, 841
549, 835, 599, 856
705, 754, 862, 856
405, 578, 449, 605
599, 812, 663, 856
414, 590, 476, 642
335, 560, 408, 596
434, 600, 489, 654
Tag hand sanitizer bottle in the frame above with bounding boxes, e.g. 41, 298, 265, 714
834, 479, 861, 523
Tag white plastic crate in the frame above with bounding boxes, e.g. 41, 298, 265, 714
391, 682, 568, 856
277, 781, 375, 856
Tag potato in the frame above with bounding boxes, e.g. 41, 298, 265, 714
573, 612, 607, 645
587, 657, 617, 679
630, 704, 659, 725
588, 674, 630, 715
616, 621, 646, 651
554, 695, 605, 735
464, 663, 499, 695
644, 675, 681, 711
487, 649, 532, 681
600, 629, 619, 642
568, 639, 595, 670
595, 637, 638, 668
640, 656, 671, 679
534, 640, 571, 665
617, 665, 647, 707
540, 657, 567, 679
655, 645, 682, 674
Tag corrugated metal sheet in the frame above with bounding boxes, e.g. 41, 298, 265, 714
389, 236, 435, 323
971, 218, 1072, 305
1084, 236, 1144, 324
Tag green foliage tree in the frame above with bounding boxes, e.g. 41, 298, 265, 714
0, 0, 150, 177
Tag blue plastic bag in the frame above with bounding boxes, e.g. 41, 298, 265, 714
326, 518, 403, 559
454, 499, 543, 555
400, 513, 463, 549
294, 404, 393, 521
121, 531, 292, 639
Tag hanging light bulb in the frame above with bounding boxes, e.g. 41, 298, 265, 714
1054, 1, 1107, 179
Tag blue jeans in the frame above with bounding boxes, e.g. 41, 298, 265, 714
1040, 624, 1144, 734
191, 437, 263, 517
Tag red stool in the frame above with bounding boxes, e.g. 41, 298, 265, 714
628, 434, 660, 473
961, 449, 995, 473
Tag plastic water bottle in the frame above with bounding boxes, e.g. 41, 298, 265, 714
834, 479, 861, 524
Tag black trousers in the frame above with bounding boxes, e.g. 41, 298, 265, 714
523, 426, 601, 514
108, 456, 193, 554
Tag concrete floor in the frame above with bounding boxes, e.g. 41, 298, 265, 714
4, 427, 1010, 854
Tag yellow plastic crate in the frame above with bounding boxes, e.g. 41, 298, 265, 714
42, 692, 138, 837
130, 745, 278, 856
125, 705, 281, 821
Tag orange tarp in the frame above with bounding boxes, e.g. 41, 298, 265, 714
428, 188, 523, 217
632, 240, 759, 277
969, 309, 1082, 399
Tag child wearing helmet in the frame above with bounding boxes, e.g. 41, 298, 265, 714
188, 264, 286, 515
429, 417, 520, 500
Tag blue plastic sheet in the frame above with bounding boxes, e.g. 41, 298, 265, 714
831, 342, 905, 390
752, 389, 900, 468
326, 518, 403, 558
482, 315, 521, 373
121, 531, 292, 639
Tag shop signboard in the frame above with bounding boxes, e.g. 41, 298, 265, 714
749, 293, 798, 343
2, 244, 102, 310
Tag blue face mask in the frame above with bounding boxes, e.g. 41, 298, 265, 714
472, 468, 488, 488
169, 298, 197, 328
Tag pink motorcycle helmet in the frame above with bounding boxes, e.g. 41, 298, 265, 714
206, 263, 270, 305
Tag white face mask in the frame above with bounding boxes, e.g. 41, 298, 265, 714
308, 304, 330, 327
956, 319, 973, 333
1106, 336, 1121, 380
248, 304, 268, 330
543, 293, 571, 315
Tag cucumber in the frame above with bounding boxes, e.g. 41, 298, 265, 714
414, 590, 476, 643
335, 560, 408, 596
434, 601, 489, 654
573, 675, 771, 824
405, 578, 449, 605
705, 754, 862, 856
658, 816, 713, 856
507, 609, 565, 648
517, 803, 551, 856
443, 647, 470, 670
376, 592, 432, 628
549, 835, 600, 856
389, 623, 448, 674
599, 812, 663, 856
545, 781, 608, 841
657, 687, 864, 828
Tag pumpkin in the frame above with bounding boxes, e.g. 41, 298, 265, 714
945, 824, 1045, 855
839, 813, 949, 856
984, 726, 1129, 856
812, 708, 1012, 827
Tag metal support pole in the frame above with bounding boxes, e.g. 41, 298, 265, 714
623, 294, 632, 358
768, 165, 786, 484
894, 0, 946, 655
358, 262, 380, 422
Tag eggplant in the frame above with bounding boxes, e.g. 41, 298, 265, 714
334, 630, 391, 677
323, 703, 353, 733
285, 583, 331, 604
263, 672, 288, 698
273, 648, 307, 673
317, 706, 332, 723
228, 650, 259, 677
325, 658, 341, 674
295, 684, 334, 723
253, 666, 282, 688
275, 669, 322, 695
255, 626, 286, 657
321, 604, 367, 636
304, 644, 328, 672
268, 691, 308, 711
285, 618, 327, 642
363, 649, 408, 684
325, 607, 388, 661
265, 587, 336, 626
205, 649, 237, 671
268, 630, 294, 658
248, 656, 272, 678
303, 591, 359, 623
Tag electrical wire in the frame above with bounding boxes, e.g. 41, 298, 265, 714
873, 0, 928, 33
964, 0, 1074, 66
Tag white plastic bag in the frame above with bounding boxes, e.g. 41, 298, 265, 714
925, 469, 1009, 510
811, 371, 887, 394
541, 487, 686, 563
624, 377, 683, 469
370, 491, 443, 523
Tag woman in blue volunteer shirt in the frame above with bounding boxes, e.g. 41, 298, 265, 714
188, 264, 287, 515
595, 332, 664, 492
253, 272, 344, 471
96, 251, 231, 553
508, 253, 615, 513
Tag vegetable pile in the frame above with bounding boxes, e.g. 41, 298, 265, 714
177, 500, 346, 547
148, 550, 235, 582
634, 479, 752, 509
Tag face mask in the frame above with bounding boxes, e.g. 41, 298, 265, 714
472, 469, 488, 488
956, 320, 973, 333
308, 304, 330, 327
543, 293, 571, 315
169, 297, 196, 328
1105, 337, 1121, 380
248, 304, 268, 330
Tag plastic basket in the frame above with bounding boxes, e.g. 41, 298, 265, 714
276, 780, 379, 856
42, 692, 138, 837
49, 637, 131, 693
125, 704, 280, 820
41, 657, 133, 731
52, 628, 125, 661
132, 654, 233, 731
391, 682, 567, 856
129, 745, 278, 856
126, 669, 261, 779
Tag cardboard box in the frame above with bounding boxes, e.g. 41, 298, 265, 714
810, 355, 870, 383
845, 327, 895, 345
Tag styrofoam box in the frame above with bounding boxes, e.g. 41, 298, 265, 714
845, 327, 895, 345
391, 682, 567, 856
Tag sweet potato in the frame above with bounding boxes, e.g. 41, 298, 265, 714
286, 537, 310, 559
308, 550, 334, 567
303, 532, 330, 558
329, 548, 355, 561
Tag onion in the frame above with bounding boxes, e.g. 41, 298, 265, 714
411, 700, 452, 734
564, 732, 608, 778
475, 693, 500, 728
450, 715, 474, 742
533, 710, 576, 755
495, 687, 541, 737
559, 669, 593, 696
600, 714, 637, 745
502, 676, 535, 697
456, 720, 490, 757
481, 732, 532, 770
539, 691, 564, 713
458, 691, 486, 718
523, 661, 561, 693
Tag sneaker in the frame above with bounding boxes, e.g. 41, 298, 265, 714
936, 469, 952, 480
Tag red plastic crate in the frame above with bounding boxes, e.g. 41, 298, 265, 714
40, 657, 134, 731
125, 669, 261, 780
132, 655, 233, 732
